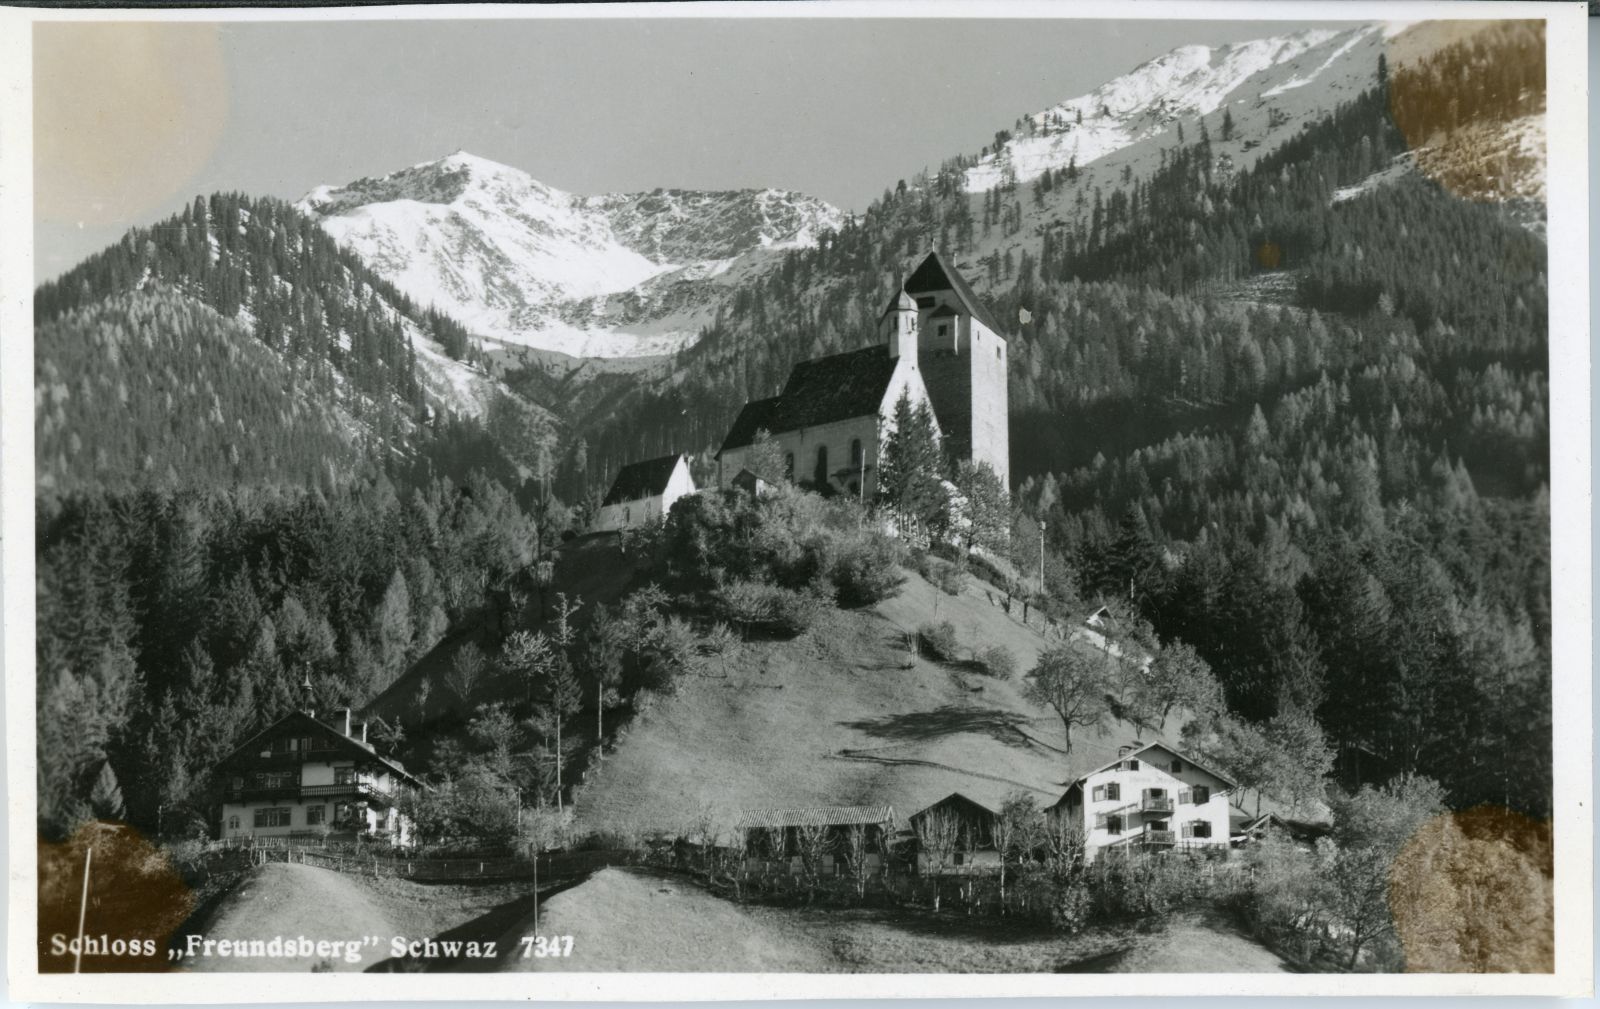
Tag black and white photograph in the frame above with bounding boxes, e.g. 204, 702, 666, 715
2, 1, 1591, 999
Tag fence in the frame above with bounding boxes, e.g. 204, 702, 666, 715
235, 841, 628, 883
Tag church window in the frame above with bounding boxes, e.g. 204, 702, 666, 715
997, 346, 1002, 360
937, 323, 950, 339
850, 438, 862, 467
814, 446, 829, 487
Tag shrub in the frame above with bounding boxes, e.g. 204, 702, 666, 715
918, 620, 960, 662
716, 579, 829, 638
974, 644, 1018, 679
830, 533, 905, 607
1051, 880, 1093, 933
919, 554, 969, 596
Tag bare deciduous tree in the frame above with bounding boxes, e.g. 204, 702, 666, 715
915, 807, 961, 877
445, 642, 486, 705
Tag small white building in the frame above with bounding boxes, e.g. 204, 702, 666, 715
595, 453, 696, 531
1049, 741, 1237, 862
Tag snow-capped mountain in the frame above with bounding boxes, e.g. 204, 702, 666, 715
965, 27, 1369, 193
298, 152, 843, 359
301, 22, 1542, 368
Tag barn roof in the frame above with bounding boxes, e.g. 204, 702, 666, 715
909, 791, 998, 821
602, 453, 685, 505
736, 805, 895, 829
903, 250, 1005, 336
717, 345, 901, 454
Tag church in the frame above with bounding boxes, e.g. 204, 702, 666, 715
715, 251, 1009, 497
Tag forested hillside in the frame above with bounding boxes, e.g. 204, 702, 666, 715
35, 474, 537, 834
36, 289, 366, 494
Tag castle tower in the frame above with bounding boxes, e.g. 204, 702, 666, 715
882, 288, 919, 362
902, 251, 1009, 489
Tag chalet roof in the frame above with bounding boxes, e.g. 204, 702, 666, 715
1071, 740, 1239, 790
903, 250, 1005, 336
219, 710, 423, 787
736, 805, 895, 830
602, 453, 685, 506
909, 791, 998, 822
717, 345, 901, 454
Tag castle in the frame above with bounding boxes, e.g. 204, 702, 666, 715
715, 251, 1009, 496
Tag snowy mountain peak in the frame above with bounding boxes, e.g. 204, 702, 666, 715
965, 25, 1382, 192
297, 153, 844, 358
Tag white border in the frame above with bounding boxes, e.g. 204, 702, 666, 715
0, 1, 1589, 1001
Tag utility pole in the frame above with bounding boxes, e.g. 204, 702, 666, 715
1038, 519, 1047, 597
74, 844, 92, 974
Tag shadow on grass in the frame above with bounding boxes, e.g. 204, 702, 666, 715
841, 704, 1039, 748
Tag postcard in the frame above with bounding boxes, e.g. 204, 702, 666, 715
2, 0, 1590, 1000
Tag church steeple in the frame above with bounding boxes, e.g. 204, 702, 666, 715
883, 289, 918, 362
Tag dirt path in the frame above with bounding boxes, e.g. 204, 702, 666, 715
179, 863, 398, 972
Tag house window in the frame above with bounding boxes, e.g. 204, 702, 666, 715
334, 767, 356, 785
1105, 814, 1124, 835
1124, 758, 1140, 771
1186, 821, 1212, 839
1190, 785, 1210, 805
1105, 782, 1120, 802
306, 805, 326, 826
254, 807, 291, 828
850, 438, 863, 467
255, 771, 294, 789
1170, 759, 1184, 774
937, 323, 950, 339
814, 445, 828, 487
227, 815, 240, 831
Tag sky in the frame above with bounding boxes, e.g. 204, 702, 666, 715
33, 14, 1356, 283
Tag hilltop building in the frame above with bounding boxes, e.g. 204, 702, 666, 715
215, 708, 422, 846
715, 251, 1009, 496
595, 452, 696, 531
1048, 741, 1236, 862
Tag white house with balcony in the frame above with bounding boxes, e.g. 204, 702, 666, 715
215, 708, 422, 846
1049, 741, 1236, 862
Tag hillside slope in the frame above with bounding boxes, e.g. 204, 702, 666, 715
574, 566, 1181, 835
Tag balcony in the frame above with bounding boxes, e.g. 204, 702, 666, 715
1141, 828, 1176, 847
225, 780, 396, 806
1141, 796, 1174, 814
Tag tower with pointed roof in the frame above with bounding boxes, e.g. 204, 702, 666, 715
714, 252, 1008, 498
903, 251, 1010, 489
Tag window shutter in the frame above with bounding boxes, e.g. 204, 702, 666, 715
1179, 789, 1192, 805
1092, 785, 1105, 802
1181, 823, 1193, 838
